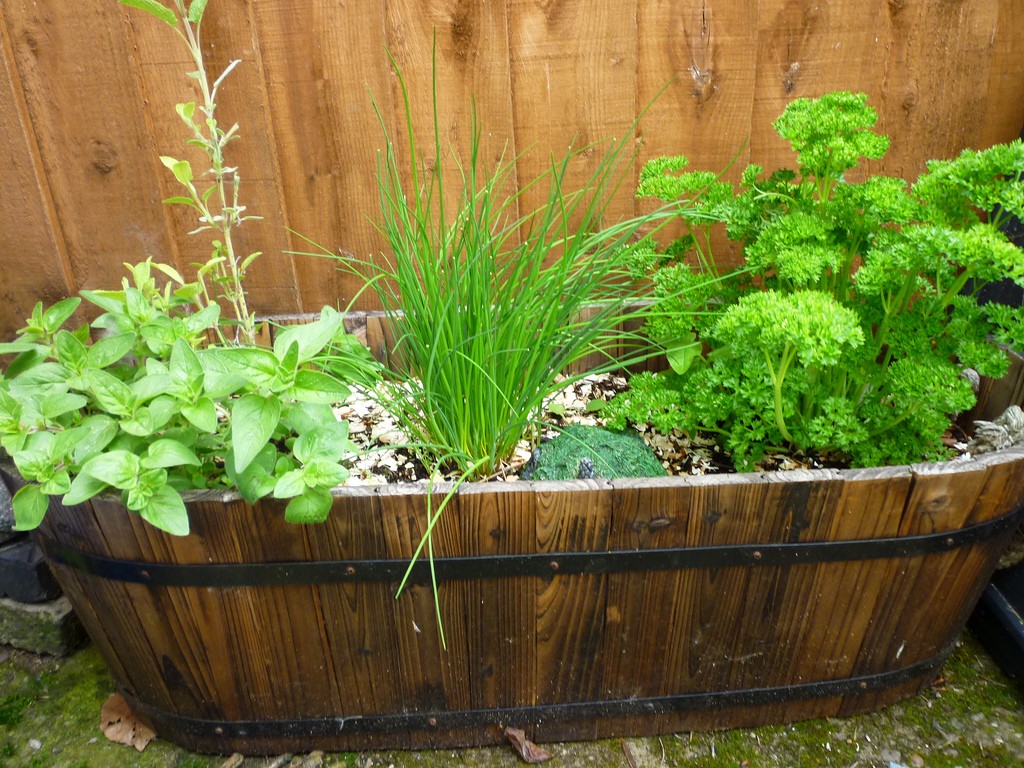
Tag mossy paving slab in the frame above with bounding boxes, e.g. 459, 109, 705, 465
1, 633, 1023, 767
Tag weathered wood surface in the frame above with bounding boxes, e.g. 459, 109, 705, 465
39, 441, 1024, 753
2, 0, 1023, 338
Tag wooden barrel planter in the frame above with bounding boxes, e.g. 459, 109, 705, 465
35, 440, 1024, 755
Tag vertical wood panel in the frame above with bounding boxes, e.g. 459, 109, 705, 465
508, 0, 640, 236
635, 0, 759, 262
250, 0, 392, 312
978, 0, 1024, 146
750, 1, 889, 178
377, 484, 473, 748
0, 18, 73, 338
1, 1, 174, 295
458, 484, 537, 712
637, 0, 759, 171
534, 483, 611, 737
873, 0, 1003, 179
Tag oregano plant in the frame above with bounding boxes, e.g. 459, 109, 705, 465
607, 91, 1024, 469
0, 0, 376, 535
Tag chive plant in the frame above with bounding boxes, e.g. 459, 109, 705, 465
339, 51, 667, 480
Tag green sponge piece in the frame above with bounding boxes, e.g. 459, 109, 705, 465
522, 424, 667, 480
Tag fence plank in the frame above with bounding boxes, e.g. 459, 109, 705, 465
1, 0, 173, 306
871, 0, 1002, 179
508, 0, 640, 243
0, 18, 73, 338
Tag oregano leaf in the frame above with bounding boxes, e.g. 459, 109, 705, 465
284, 486, 332, 524
139, 485, 191, 536
63, 472, 110, 507
187, 0, 208, 23
142, 439, 201, 469
42, 298, 82, 334
230, 394, 281, 474
120, 0, 178, 27
181, 397, 218, 433
82, 450, 140, 490
11, 485, 48, 531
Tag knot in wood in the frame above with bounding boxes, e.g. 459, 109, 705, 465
89, 139, 119, 176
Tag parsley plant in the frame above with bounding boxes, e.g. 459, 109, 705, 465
608, 92, 1024, 468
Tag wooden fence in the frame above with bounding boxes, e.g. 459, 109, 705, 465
1, 0, 1022, 339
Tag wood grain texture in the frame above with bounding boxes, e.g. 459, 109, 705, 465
508, 0, 639, 249
249, 0, 392, 312
0, 0, 175, 313
38, 435, 1024, 752
0, 17, 74, 336
1, 0, 1023, 332
873, 0, 1002, 179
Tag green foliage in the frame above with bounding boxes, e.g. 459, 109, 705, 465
521, 424, 666, 481
323, 46, 666, 480
608, 91, 1024, 468
0, 695, 30, 728
0, 272, 362, 535
119, 0, 260, 345
1, 1, 371, 535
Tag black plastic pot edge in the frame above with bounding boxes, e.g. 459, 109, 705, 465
970, 565, 1024, 681
967, 122, 1024, 681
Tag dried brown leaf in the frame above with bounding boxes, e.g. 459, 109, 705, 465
504, 726, 552, 764
100, 693, 155, 752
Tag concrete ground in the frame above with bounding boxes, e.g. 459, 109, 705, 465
2, 631, 1023, 768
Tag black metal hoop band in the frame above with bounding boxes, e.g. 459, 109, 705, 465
122, 644, 949, 740
36, 502, 1024, 588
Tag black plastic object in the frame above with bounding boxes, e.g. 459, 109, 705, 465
971, 563, 1024, 680
968, 125, 1024, 680
0, 536, 62, 603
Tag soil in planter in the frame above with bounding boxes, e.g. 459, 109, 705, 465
336, 373, 973, 486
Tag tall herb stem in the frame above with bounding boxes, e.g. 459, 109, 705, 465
124, 0, 259, 346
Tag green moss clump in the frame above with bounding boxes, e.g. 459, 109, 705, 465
521, 424, 666, 480
0, 696, 30, 728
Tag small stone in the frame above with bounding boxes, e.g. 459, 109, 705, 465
28, 739, 41, 751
